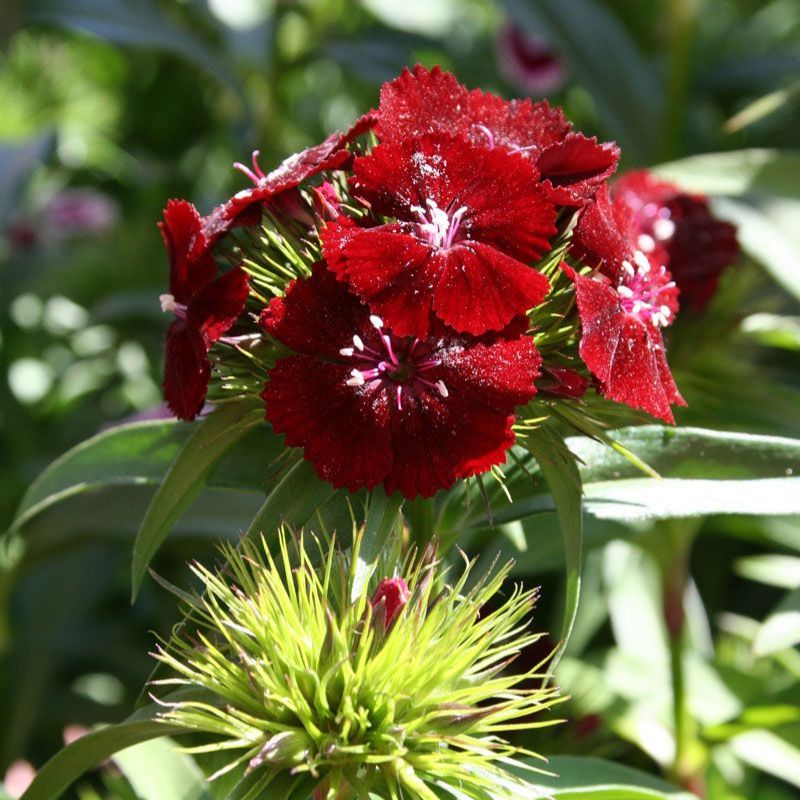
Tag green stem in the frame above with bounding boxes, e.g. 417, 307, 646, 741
661, 0, 700, 160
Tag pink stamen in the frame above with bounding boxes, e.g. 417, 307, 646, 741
473, 124, 495, 149
232, 150, 266, 185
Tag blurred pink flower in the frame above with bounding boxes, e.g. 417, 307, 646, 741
496, 24, 566, 97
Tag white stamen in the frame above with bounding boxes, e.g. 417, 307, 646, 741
633, 250, 651, 272
369, 314, 384, 330
159, 293, 177, 313
653, 218, 676, 241
638, 233, 656, 253
339, 347, 355, 357
435, 380, 449, 398
617, 285, 634, 299
660, 305, 672, 318
353, 335, 365, 351
621, 260, 635, 277
346, 369, 365, 387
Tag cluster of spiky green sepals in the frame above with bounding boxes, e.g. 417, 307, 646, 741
152, 532, 564, 799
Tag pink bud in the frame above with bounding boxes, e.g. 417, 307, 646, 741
371, 577, 410, 630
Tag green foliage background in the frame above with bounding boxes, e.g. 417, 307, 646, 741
1, 1, 800, 799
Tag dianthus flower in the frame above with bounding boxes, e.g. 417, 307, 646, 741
613, 170, 739, 309
566, 187, 685, 423
259, 265, 540, 498
322, 132, 555, 337
158, 200, 249, 420
376, 64, 619, 206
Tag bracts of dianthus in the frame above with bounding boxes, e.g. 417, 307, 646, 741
156, 64, 727, 498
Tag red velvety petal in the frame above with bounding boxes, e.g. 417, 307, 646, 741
569, 185, 635, 280
262, 357, 392, 493
213, 133, 350, 233
568, 269, 684, 423
159, 199, 216, 303
345, 109, 378, 141
466, 90, 571, 151
537, 133, 620, 205
188, 266, 250, 347
376, 64, 470, 141
260, 261, 372, 359
163, 319, 211, 421
385, 391, 516, 498
353, 133, 557, 263
440, 334, 541, 408
433, 242, 550, 334
321, 220, 438, 339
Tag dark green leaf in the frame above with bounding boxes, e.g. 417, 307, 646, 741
501, 0, 662, 163
132, 400, 265, 598
521, 755, 700, 798
524, 425, 582, 661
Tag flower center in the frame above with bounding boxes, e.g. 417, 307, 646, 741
160, 293, 187, 319
617, 250, 677, 328
630, 201, 676, 255
339, 315, 448, 410
411, 199, 467, 249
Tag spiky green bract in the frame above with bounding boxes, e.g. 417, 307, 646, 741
152, 532, 564, 800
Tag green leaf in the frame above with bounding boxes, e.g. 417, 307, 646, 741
245, 457, 337, 540
479, 426, 800, 528
112, 737, 211, 800
24, 0, 237, 89
9, 420, 192, 536
351, 490, 405, 602
735, 554, 800, 589
653, 149, 800, 198
501, 0, 662, 163
19, 709, 190, 800
132, 400, 265, 599
522, 756, 700, 799
524, 426, 583, 662
754, 587, 800, 656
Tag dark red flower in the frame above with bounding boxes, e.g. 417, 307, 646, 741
203, 133, 351, 239
496, 24, 566, 97
376, 64, 619, 205
564, 258, 684, 423
613, 170, 739, 309
371, 577, 410, 630
321, 132, 555, 338
259, 264, 541, 498
159, 199, 249, 420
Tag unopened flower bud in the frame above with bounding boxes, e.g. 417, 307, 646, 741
371, 576, 410, 631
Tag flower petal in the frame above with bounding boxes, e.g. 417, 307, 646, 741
321, 221, 438, 339
188, 266, 250, 347
567, 267, 684, 423
159, 199, 216, 303
536, 132, 620, 205
262, 357, 392, 493
163, 319, 211, 421
260, 260, 374, 359
433, 242, 550, 334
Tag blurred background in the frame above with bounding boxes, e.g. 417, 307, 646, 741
1, 1, 800, 798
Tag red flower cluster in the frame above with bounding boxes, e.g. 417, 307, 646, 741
156, 65, 738, 498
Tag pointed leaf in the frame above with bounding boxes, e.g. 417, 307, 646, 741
132, 400, 264, 598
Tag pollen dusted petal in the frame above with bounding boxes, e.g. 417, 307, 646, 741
262, 357, 393, 493
376, 64, 470, 142
322, 221, 438, 339
163, 319, 212, 421
189, 266, 250, 347
433, 242, 549, 334
567, 268, 685, 423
